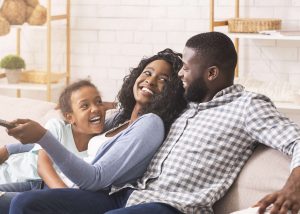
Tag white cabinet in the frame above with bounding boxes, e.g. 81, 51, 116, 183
209, 0, 300, 112
0, 0, 70, 101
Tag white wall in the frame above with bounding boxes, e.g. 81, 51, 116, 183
68, 0, 209, 101
1, 0, 300, 102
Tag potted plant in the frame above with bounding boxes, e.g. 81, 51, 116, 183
0, 54, 25, 83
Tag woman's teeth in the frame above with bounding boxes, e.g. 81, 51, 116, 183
142, 87, 154, 95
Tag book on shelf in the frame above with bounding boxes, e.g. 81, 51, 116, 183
259, 30, 300, 36
279, 30, 300, 36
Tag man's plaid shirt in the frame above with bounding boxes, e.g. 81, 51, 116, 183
113, 84, 300, 213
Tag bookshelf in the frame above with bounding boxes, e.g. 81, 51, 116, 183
0, 0, 70, 101
209, 0, 300, 112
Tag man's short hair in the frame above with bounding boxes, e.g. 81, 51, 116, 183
186, 32, 237, 79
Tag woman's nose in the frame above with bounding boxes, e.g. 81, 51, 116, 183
145, 76, 156, 86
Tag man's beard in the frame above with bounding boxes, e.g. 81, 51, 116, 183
184, 77, 209, 103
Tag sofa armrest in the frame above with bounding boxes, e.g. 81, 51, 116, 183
213, 145, 290, 214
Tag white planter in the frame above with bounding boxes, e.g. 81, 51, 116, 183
5, 68, 22, 84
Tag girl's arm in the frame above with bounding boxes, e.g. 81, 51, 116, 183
37, 149, 68, 188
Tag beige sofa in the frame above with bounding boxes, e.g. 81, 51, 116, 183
0, 95, 60, 145
0, 95, 295, 213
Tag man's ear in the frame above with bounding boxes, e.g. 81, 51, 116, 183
207, 66, 219, 81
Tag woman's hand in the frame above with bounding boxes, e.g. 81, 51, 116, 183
7, 119, 47, 144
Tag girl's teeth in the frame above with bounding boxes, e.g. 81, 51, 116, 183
90, 116, 100, 122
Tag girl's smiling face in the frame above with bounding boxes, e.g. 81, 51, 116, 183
66, 86, 105, 135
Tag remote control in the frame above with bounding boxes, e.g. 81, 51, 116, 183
0, 119, 16, 129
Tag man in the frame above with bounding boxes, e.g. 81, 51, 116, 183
7, 32, 300, 214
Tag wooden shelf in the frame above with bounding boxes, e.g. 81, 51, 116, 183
225, 32, 300, 41
10, 22, 66, 31
210, 0, 300, 112
0, 79, 65, 91
275, 102, 300, 111
0, 0, 70, 101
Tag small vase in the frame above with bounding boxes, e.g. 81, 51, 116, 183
5, 69, 22, 84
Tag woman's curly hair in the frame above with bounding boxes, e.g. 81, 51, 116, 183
117, 48, 187, 133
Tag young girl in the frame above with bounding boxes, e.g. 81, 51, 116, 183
0, 80, 106, 187
36, 79, 106, 188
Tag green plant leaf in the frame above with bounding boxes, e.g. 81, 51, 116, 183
0, 55, 26, 69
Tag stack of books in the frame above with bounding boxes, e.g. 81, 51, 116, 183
259, 30, 300, 36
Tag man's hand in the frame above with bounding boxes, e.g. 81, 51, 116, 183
255, 167, 300, 214
0, 146, 9, 164
7, 119, 47, 144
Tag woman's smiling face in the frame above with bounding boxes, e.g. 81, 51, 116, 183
133, 59, 172, 107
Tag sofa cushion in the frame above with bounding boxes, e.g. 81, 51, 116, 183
213, 144, 290, 214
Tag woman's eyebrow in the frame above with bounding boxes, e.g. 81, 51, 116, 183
144, 66, 155, 71
160, 73, 169, 77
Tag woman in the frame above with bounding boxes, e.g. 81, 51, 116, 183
2, 48, 187, 213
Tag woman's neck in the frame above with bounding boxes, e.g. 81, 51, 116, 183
130, 104, 142, 124
105, 103, 142, 138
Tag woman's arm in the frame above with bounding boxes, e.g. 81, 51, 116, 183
37, 149, 68, 188
5, 143, 35, 155
0, 143, 35, 164
8, 114, 164, 191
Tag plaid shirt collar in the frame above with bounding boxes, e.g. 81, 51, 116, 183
188, 84, 245, 110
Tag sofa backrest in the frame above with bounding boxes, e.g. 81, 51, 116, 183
0, 95, 61, 146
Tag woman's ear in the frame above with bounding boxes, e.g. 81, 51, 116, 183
207, 66, 219, 81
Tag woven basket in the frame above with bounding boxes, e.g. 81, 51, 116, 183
21, 70, 65, 84
228, 18, 281, 33
0, 15, 10, 36
0, 72, 6, 79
